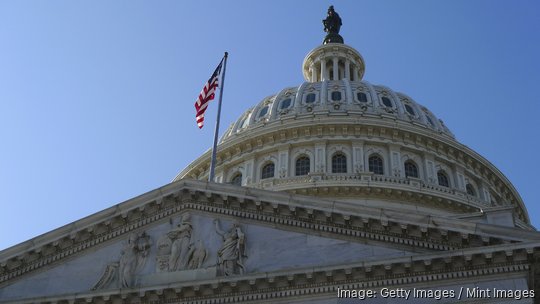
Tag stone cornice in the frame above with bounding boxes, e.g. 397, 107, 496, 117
177, 116, 529, 224
3, 241, 538, 304
1, 180, 538, 288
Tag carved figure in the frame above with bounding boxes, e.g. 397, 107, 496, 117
155, 234, 172, 272
119, 232, 151, 288
323, 6, 342, 34
279, 167, 287, 178
154, 213, 210, 273
91, 262, 118, 290
156, 234, 172, 256
322, 6, 344, 44
92, 231, 151, 290
168, 213, 193, 271
187, 240, 207, 269
214, 219, 246, 276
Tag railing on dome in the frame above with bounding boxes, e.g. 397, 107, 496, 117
249, 173, 488, 208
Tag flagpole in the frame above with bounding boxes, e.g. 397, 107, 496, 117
208, 52, 228, 182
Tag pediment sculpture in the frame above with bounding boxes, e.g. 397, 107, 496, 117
92, 231, 152, 290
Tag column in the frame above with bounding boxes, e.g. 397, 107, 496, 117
320, 59, 327, 81
345, 60, 351, 80
245, 158, 255, 184
215, 173, 223, 183
311, 64, 317, 82
479, 182, 492, 204
352, 141, 365, 173
388, 144, 402, 177
333, 57, 339, 80
424, 154, 436, 184
353, 66, 359, 81
314, 142, 327, 173
455, 165, 466, 191
278, 149, 289, 178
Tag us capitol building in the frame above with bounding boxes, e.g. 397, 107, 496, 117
1, 7, 539, 304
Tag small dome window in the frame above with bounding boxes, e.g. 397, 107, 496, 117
261, 162, 275, 179
368, 155, 384, 175
241, 115, 250, 128
437, 170, 450, 187
305, 93, 316, 104
332, 153, 347, 173
424, 112, 435, 126
405, 104, 416, 116
404, 160, 419, 178
239, 115, 250, 129
231, 173, 242, 186
381, 97, 393, 107
466, 184, 476, 196
279, 98, 292, 110
258, 106, 269, 118
357, 92, 368, 103
295, 156, 310, 176
331, 91, 342, 101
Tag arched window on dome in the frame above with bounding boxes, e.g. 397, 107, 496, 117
261, 162, 275, 179
381, 97, 393, 108
258, 106, 269, 118
295, 156, 310, 176
305, 93, 316, 104
279, 98, 292, 110
437, 170, 450, 187
368, 155, 384, 175
466, 183, 476, 196
230, 172, 242, 186
331, 153, 347, 173
357, 92, 368, 103
404, 160, 419, 178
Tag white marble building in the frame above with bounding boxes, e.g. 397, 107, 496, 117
1, 7, 539, 304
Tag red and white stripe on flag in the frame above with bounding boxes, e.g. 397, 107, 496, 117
194, 60, 223, 128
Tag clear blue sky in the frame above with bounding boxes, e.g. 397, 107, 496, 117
0, 1, 539, 250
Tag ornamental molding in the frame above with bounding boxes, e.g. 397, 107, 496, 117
1, 180, 538, 288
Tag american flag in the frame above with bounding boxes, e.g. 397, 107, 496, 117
194, 59, 224, 128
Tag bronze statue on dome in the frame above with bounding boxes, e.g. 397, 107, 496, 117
323, 6, 344, 44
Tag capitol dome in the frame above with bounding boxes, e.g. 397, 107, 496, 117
2, 6, 539, 304
175, 21, 531, 230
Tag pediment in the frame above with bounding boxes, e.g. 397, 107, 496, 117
0, 212, 414, 302
1, 179, 539, 303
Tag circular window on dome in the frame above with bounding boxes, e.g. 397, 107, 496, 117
357, 92, 368, 103
404, 104, 415, 116
381, 97, 393, 107
305, 93, 316, 104
258, 106, 269, 118
279, 98, 292, 110
331, 91, 342, 101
